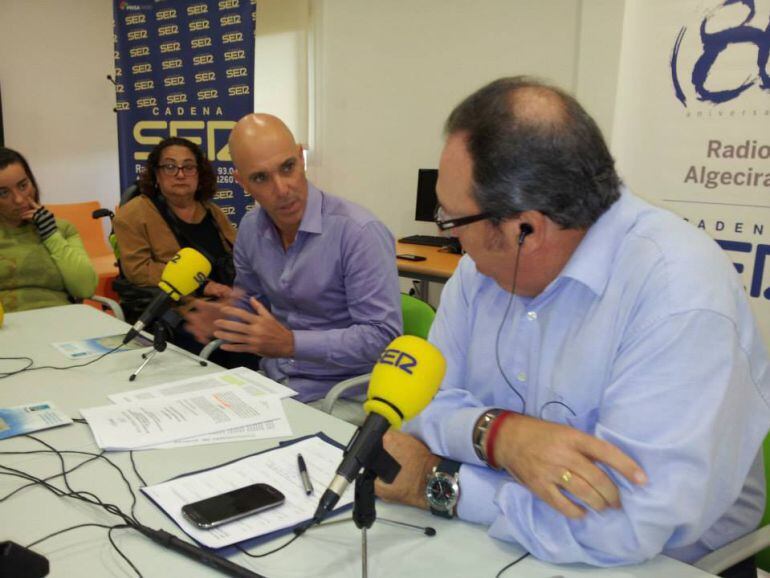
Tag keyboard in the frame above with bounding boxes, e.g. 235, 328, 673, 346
398, 234, 448, 247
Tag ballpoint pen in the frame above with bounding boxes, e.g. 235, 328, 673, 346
297, 453, 314, 495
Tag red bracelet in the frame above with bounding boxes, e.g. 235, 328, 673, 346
485, 410, 514, 470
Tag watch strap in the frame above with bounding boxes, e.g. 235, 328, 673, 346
438, 457, 460, 477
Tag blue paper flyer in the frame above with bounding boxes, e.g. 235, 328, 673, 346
0, 402, 73, 440
51, 333, 152, 360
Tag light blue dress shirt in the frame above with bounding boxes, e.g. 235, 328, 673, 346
407, 190, 770, 565
234, 183, 402, 401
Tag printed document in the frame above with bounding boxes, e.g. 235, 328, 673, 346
81, 386, 287, 450
105, 367, 295, 448
108, 367, 296, 404
142, 435, 354, 548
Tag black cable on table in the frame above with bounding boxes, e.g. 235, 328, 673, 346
235, 532, 302, 558
129, 450, 148, 487
495, 552, 530, 577
1, 435, 269, 578
0, 344, 123, 380
0, 355, 34, 377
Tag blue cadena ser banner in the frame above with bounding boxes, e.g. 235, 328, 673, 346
113, 0, 256, 225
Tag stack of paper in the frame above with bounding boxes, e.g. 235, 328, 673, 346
81, 368, 295, 450
142, 435, 354, 548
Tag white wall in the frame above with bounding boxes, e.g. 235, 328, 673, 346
253, 0, 310, 144
575, 0, 627, 147
0, 0, 119, 210
307, 0, 585, 239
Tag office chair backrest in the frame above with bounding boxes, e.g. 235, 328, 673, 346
401, 293, 435, 339
47, 201, 113, 259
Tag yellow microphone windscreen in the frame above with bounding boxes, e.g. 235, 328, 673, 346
363, 335, 446, 428
158, 247, 212, 301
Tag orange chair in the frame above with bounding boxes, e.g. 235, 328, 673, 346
47, 201, 119, 301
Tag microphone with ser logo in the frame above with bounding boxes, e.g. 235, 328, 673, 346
122, 247, 211, 344
312, 335, 446, 523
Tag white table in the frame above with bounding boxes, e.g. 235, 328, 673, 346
0, 305, 715, 578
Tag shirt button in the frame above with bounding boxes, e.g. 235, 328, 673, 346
527, 311, 537, 320
516, 372, 527, 382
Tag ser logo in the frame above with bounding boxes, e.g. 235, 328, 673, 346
162, 59, 183, 70
127, 28, 147, 41
193, 54, 214, 66
158, 24, 179, 37
125, 14, 145, 25
719, 240, 770, 300
192, 37, 213, 49
133, 120, 235, 161
188, 4, 208, 16
166, 92, 187, 104
221, 14, 241, 27
189, 19, 210, 32
222, 32, 243, 44
155, 8, 177, 21
129, 46, 149, 58
160, 41, 181, 53
228, 85, 250, 96
224, 49, 245, 61
198, 88, 218, 100
378, 349, 417, 375
671, 0, 770, 106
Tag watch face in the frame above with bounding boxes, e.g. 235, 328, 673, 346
426, 472, 458, 511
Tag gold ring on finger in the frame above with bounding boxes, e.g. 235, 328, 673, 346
561, 470, 573, 484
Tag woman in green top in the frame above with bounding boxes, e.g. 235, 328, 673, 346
0, 147, 97, 312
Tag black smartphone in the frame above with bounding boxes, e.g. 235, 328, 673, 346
397, 253, 427, 262
181, 483, 285, 529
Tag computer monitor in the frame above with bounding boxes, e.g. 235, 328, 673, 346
415, 169, 438, 222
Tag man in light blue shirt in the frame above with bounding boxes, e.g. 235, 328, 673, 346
376, 77, 770, 574
186, 114, 401, 401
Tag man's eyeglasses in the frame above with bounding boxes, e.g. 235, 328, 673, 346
158, 163, 198, 177
434, 205, 492, 232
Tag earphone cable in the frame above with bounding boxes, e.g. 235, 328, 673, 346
494, 239, 527, 412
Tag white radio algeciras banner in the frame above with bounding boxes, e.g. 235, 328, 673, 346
612, 0, 770, 342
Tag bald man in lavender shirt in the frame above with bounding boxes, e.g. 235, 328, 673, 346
186, 114, 402, 402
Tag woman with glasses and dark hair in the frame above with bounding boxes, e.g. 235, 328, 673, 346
0, 147, 97, 312
113, 136, 236, 302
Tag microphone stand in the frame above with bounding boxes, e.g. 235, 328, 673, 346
349, 440, 434, 578
129, 316, 207, 381
354, 469, 377, 578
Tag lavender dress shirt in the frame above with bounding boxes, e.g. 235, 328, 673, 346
234, 183, 402, 401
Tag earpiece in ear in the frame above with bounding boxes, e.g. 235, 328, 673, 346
518, 223, 534, 246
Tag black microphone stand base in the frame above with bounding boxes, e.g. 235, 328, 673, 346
129, 321, 207, 381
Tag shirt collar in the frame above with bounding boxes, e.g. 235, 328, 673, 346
298, 183, 323, 234
255, 181, 324, 238
554, 188, 640, 297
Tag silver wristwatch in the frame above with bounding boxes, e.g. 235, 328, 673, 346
472, 409, 504, 465
426, 458, 461, 518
